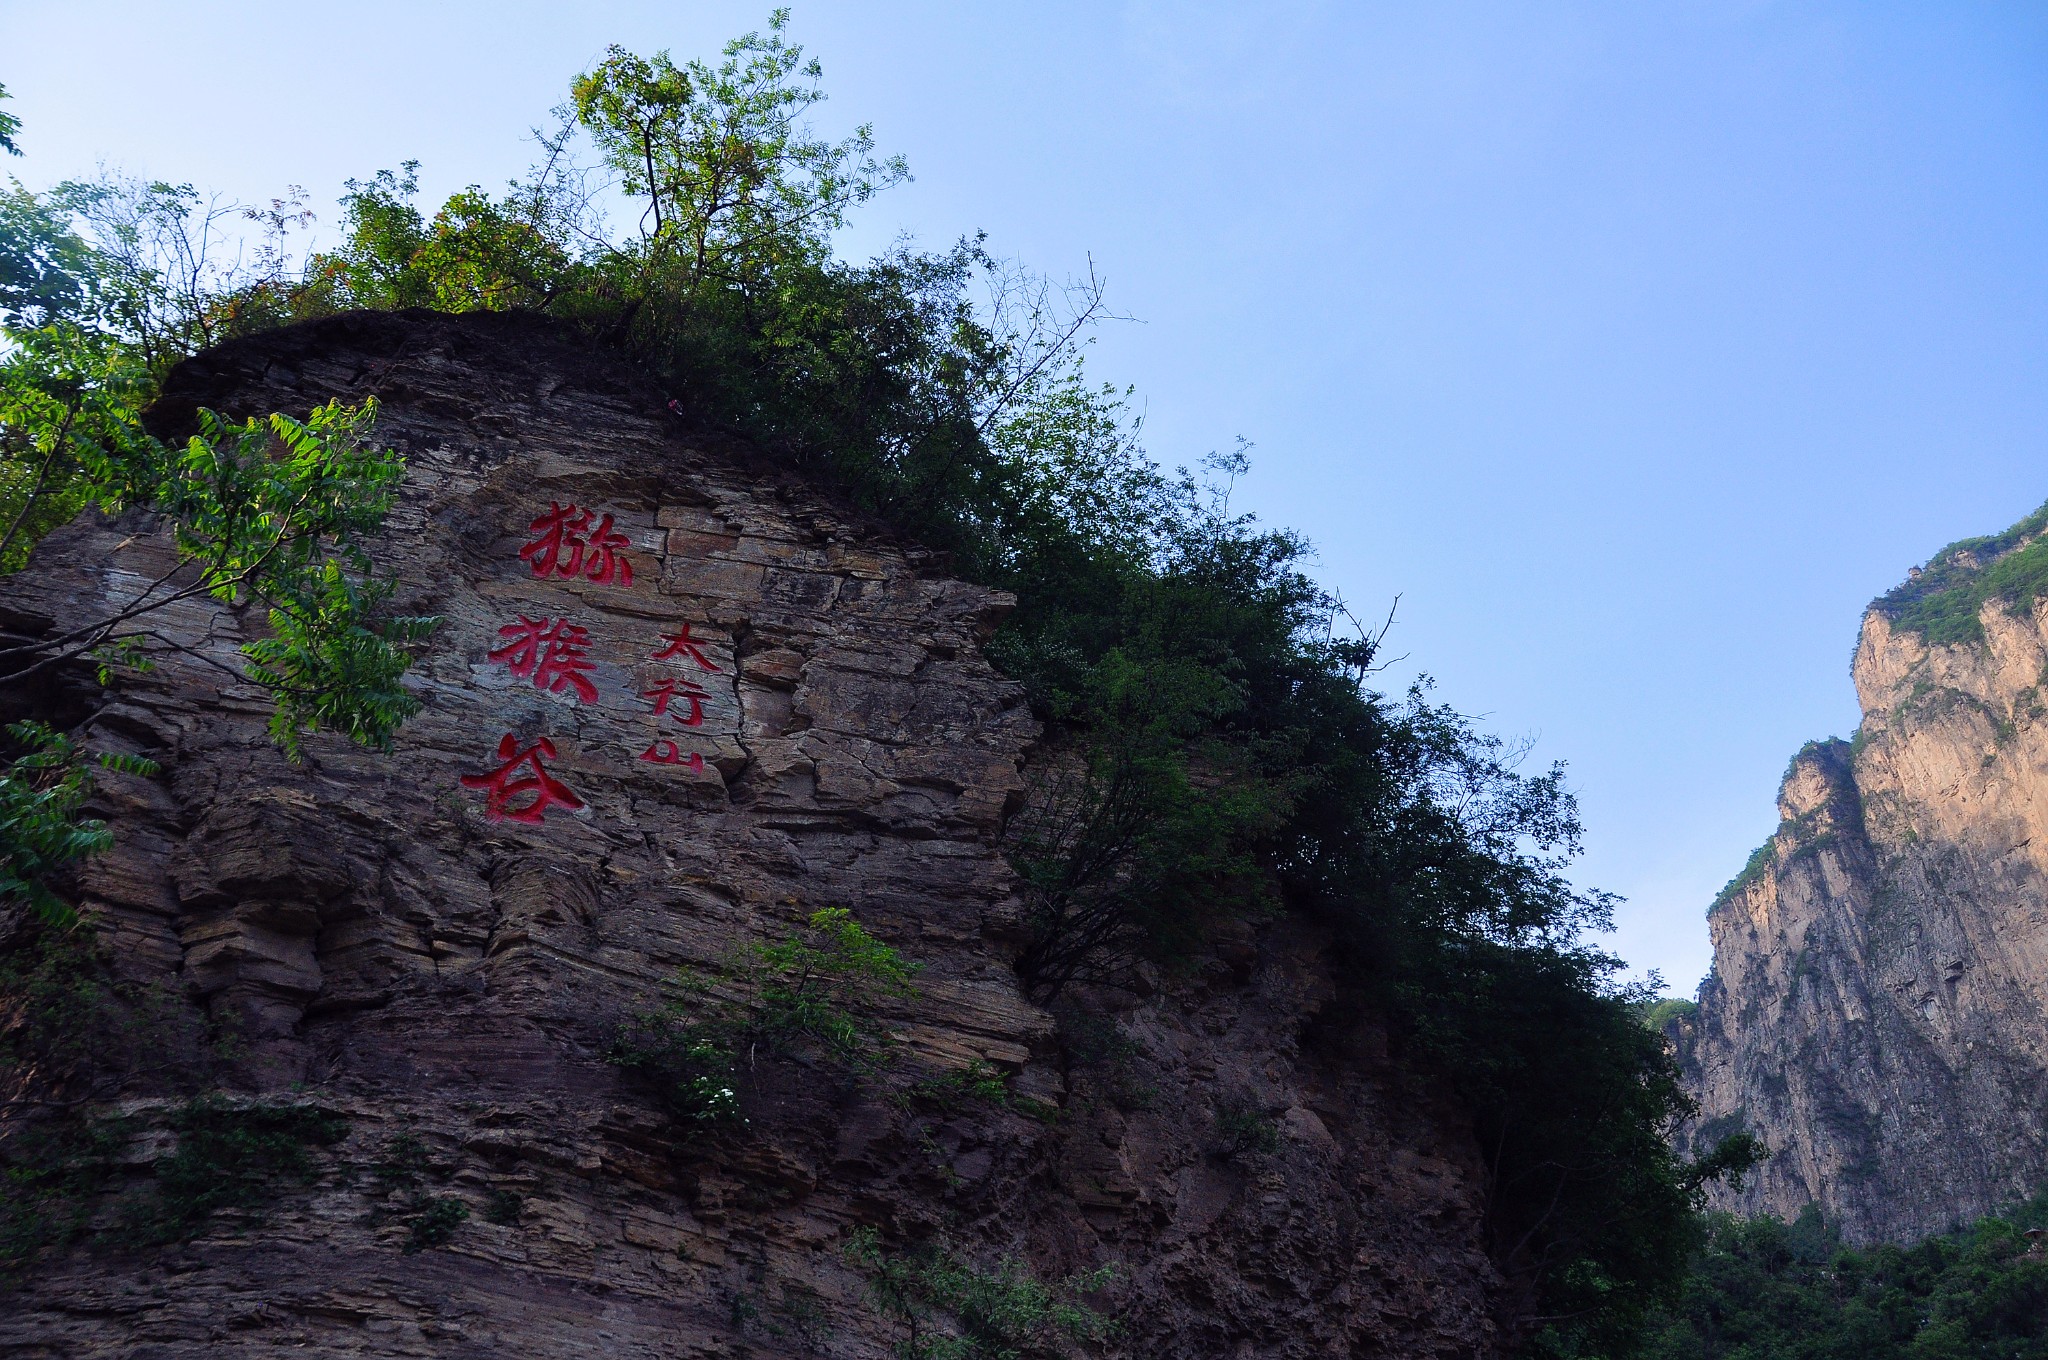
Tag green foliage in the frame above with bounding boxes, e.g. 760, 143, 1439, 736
606, 907, 918, 1124
298, 163, 577, 315
847, 1227, 1115, 1360
0, 145, 431, 763
403, 1196, 469, 1253
605, 1008, 744, 1125
3, 1095, 342, 1283
0, 181, 98, 332
482, 1189, 524, 1226
748, 905, 919, 1058
898, 1061, 1017, 1115
895, 1059, 1056, 1124
1051, 1006, 1154, 1111
1877, 499, 2048, 646
0, 913, 209, 1112
569, 16, 904, 284
134, 1098, 345, 1244
1196, 1097, 1277, 1155
1208, 1097, 1281, 1159
1633, 1195, 2048, 1360
1636, 997, 1698, 1031
0, 1111, 128, 1286
0, 83, 19, 158
1714, 834, 1778, 910
0, 722, 157, 924
369, 1131, 471, 1253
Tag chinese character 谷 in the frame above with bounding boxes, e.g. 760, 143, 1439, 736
461, 733, 586, 823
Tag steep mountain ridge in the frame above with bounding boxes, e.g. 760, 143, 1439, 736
1679, 506, 2048, 1244
0, 311, 1507, 1357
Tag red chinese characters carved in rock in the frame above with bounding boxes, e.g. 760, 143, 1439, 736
489, 616, 598, 704
638, 740, 705, 773
461, 734, 586, 823
642, 678, 709, 727
520, 503, 635, 587
651, 624, 720, 671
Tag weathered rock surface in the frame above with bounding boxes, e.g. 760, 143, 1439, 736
0, 312, 1504, 1356
1678, 544, 2048, 1244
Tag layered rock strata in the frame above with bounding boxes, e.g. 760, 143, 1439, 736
0, 311, 1503, 1356
1679, 540, 2048, 1244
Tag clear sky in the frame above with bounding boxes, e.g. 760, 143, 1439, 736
7, 2, 2046, 994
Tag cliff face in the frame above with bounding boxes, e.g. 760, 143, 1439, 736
1680, 536, 2048, 1244
0, 312, 1504, 1357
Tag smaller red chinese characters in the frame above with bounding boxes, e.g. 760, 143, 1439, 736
490, 616, 598, 704
638, 740, 705, 773
461, 734, 585, 824
642, 678, 710, 727
520, 503, 635, 587
651, 624, 719, 671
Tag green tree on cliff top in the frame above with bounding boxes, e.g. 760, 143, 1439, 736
0, 83, 429, 921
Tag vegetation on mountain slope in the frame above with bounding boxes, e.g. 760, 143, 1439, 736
1634, 1194, 2048, 1360
1875, 497, 2048, 647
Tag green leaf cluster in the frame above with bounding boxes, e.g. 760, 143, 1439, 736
0, 722, 160, 925
0, 1111, 128, 1287
367, 1131, 474, 1253
153, 402, 430, 758
1, 113, 431, 776
606, 907, 918, 1124
134, 1097, 346, 1245
1632, 1196, 2048, 1360
1, 1094, 343, 1284
847, 1227, 1115, 1360
0, 83, 20, 159
0, 723, 114, 925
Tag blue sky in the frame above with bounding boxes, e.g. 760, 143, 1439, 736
7, 2, 2046, 993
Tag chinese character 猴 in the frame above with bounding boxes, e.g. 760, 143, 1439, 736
490, 616, 599, 704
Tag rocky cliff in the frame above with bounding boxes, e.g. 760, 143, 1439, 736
1679, 507, 2048, 1244
0, 312, 1506, 1357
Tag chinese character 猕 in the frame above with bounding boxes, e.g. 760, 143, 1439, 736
520, 502, 635, 587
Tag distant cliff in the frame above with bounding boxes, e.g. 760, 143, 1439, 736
1678, 502, 2048, 1244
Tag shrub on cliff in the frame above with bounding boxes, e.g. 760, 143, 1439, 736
0, 85, 433, 775
1874, 497, 2048, 647
606, 907, 918, 1125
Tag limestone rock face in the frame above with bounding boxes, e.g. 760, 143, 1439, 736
0, 312, 1503, 1356
1680, 575, 2048, 1244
